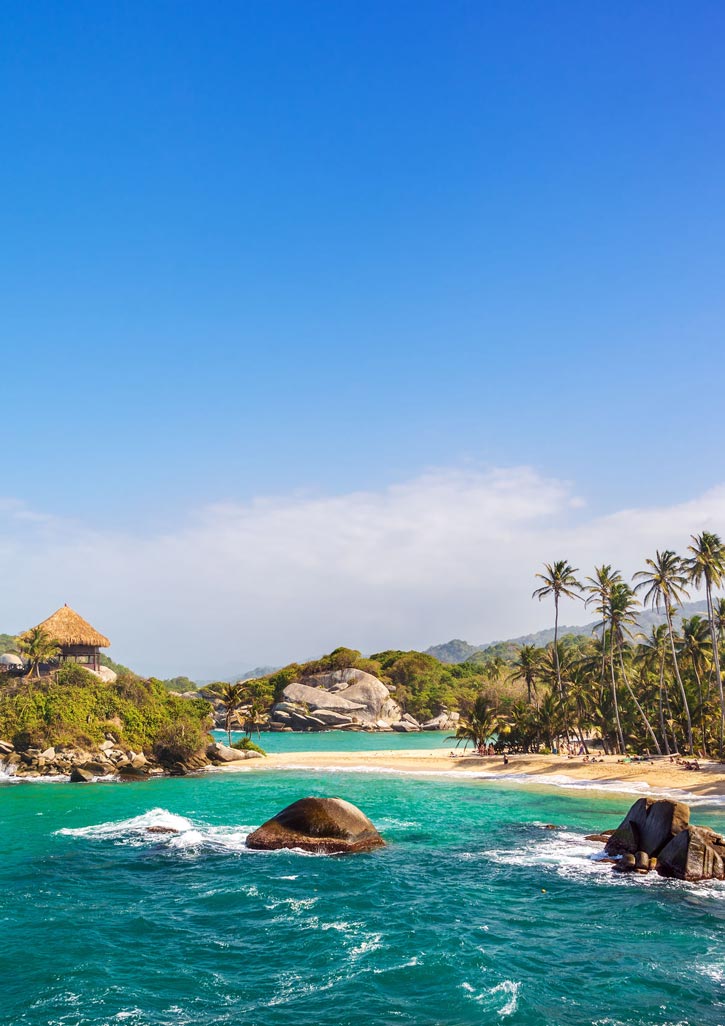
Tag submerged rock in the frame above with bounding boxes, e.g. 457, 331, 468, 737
246, 796, 385, 854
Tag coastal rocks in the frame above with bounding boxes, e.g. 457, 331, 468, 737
392, 714, 421, 732
70, 767, 94, 783
420, 711, 459, 731
596, 798, 725, 882
206, 742, 263, 764
269, 668, 402, 731
604, 797, 690, 857
246, 796, 385, 855
657, 826, 725, 882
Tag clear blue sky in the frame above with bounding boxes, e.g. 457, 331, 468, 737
2, 3, 725, 672
2, 1, 724, 524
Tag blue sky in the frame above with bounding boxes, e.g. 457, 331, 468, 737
2, 3, 725, 674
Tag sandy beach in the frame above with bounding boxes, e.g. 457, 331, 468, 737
222, 748, 725, 800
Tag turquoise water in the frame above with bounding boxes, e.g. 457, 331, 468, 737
1, 744, 724, 1026
214, 728, 458, 752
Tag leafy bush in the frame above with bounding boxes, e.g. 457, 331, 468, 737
0, 665, 212, 753
231, 737, 266, 756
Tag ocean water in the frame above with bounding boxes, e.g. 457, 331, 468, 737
1, 739, 724, 1026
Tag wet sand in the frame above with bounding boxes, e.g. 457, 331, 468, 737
219, 748, 725, 800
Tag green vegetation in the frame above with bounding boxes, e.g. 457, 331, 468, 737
16, 628, 59, 678
498, 533, 725, 757
0, 664, 212, 759
231, 736, 267, 756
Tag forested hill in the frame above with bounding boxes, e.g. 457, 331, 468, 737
426, 599, 708, 664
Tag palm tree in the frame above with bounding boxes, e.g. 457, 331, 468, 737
16, 628, 60, 679
608, 583, 661, 754
532, 561, 583, 696
679, 615, 712, 753
448, 695, 501, 752
210, 682, 247, 746
637, 624, 673, 755
584, 565, 622, 703
507, 644, 541, 706
686, 531, 725, 754
634, 550, 693, 753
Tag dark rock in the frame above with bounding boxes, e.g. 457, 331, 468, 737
614, 853, 636, 872
586, 833, 612, 843
657, 826, 725, 882
246, 796, 385, 855
605, 798, 689, 857
635, 850, 650, 872
117, 765, 150, 780
69, 767, 94, 783
146, 826, 179, 834
81, 761, 109, 776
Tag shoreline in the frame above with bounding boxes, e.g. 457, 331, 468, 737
216, 749, 725, 803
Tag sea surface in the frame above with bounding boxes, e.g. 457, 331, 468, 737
1, 732, 724, 1026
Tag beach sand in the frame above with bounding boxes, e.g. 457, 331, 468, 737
220, 748, 725, 800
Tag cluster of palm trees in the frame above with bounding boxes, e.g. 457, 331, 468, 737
453, 532, 725, 758
504, 533, 725, 757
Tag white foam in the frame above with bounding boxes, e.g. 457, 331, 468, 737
461, 979, 521, 1017
481, 828, 725, 898
276, 762, 725, 807
56, 807, 252, 854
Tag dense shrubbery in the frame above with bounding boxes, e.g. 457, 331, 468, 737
259, 645, 526, 722
0, 664, 212, 753
231, 736, 266, 755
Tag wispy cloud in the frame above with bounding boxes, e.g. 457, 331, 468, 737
2, 467, 724, 678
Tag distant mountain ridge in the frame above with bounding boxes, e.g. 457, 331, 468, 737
426, 600, 709, 664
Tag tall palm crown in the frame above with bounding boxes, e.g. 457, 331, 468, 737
16, 627, 60, 678
508, 644, 541, 706
532, 560, 582, 695
633, 550, 690, 612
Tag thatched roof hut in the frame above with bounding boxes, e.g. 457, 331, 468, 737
24, 605, 110, 672
33, 605, 110, 648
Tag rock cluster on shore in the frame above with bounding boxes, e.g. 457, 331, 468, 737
266, 667, 460, 733
593, 797, 725, 882
0, 737, 262, 782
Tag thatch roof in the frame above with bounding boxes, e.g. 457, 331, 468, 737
28, 605, 110, 648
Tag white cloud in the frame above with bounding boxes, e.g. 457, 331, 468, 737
1, 467, 724, 679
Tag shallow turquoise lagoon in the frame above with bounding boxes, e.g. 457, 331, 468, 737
1, 759, 724, 1026
213, 727, 457, 752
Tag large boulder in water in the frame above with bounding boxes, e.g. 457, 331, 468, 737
657, 826, 725, 881
605, 798, 690, 857
246, 797, 385, 854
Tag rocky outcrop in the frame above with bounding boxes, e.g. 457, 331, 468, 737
596, 798, 725, 882
246, 796, 385, 854
657, 826, 725, 881
269, 668, 402, 731
420, 711, 460, 731
604, 797, 690, 857
206, 742, 264, 764
392, 714, 422, 732
0, 737, 202, 781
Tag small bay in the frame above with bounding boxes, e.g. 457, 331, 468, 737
1, 733, 724, 1026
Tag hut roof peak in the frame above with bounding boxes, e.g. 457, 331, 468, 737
29, 606, 110, 648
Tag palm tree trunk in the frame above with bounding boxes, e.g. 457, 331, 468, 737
618, 651, 661, 754
554, 594, 561, 694
666, 604, 694, 754
609, 648, 625, 754
705, 580, 725, 757
657, 651, 670, 756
